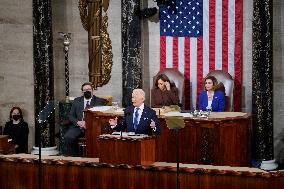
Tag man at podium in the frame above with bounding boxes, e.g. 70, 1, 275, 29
109, 89, 161, 135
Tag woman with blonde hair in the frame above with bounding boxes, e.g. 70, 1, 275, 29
199, 75, 225, 112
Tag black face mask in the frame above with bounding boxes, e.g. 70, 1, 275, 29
12, 115, 21, 121
83, 91, 92, 99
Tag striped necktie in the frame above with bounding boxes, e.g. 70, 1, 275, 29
85, 101, 91, 109
133, 108, 140, 130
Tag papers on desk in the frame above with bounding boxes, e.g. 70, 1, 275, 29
99, 132, 149, 139
89, 106, 112, 112
164, 112, 193, 118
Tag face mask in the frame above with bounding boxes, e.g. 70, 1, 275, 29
83, 91, 92, 99
12, 115, 21, 121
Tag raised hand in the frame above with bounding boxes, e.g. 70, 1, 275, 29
165, 81, 171, 91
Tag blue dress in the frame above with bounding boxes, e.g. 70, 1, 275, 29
199, 90, 225, 112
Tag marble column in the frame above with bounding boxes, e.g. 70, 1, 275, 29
121, 0, 142, 107
252, 0, 276, 170
33, 0, 55, 148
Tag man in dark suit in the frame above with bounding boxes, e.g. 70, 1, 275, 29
65, 82, 107, 156
109, 89, 161, 135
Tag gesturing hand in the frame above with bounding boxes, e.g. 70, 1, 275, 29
150, 119, 156, 129
109, 117, 118, 126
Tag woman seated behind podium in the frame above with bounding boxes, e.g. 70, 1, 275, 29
151, 74, 180, 108
199, 75, 225, 112
3, 107, 29, 153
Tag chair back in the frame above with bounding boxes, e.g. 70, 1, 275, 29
206, 70, 234, 111
152, 68, 185, 109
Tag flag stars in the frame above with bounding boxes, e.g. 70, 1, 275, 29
159, 0, 203, 37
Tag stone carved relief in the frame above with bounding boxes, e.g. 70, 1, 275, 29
78, 0, 113, 89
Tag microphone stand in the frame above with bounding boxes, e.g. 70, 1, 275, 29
175, 128, 180, 189
38, 119, 42, 189
164, 116, 184, 189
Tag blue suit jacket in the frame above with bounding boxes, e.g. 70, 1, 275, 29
199, 90, 225, 112
115, 105, 161, 135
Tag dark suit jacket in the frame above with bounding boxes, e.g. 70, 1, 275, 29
114, 105, 161, 135
68, 95, 107, 127
199, 90, 225, 112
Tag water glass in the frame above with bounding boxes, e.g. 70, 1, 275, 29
206, 106, 212, 114
112, 101, 119, 110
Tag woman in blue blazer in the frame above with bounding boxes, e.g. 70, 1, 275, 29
199, 75, 225, 112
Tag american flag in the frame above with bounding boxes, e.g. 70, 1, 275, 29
159, 0, 242, 111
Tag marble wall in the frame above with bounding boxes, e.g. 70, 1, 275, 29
0, 0, 34, 150
273, 0, 284, 162
1, 0, 284, 160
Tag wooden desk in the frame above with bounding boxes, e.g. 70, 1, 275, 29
98, 134, 155, 165
85, 111, 251, 166
0, 135, 15, 154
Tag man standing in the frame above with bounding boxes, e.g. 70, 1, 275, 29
65, 82, 107, 156
109, 89, 161, 135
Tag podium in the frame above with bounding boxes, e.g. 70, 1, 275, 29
98, 134, 155, 165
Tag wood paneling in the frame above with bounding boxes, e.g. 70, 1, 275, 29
0, 155, 283, 189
